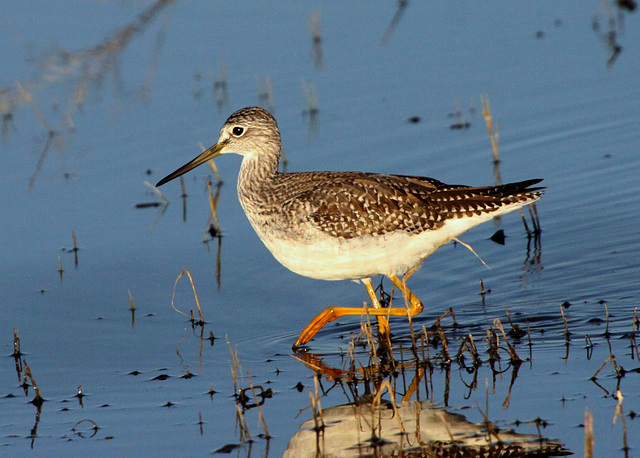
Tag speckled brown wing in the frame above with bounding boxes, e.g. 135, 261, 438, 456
278, 173, 543, 240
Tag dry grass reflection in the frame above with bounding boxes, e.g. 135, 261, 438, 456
1, 0, 176, 190
288, 310, 573, 457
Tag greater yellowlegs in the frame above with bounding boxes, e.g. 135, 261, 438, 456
157, 107, 543, 349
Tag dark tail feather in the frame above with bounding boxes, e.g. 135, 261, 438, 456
499, 179, 545, 196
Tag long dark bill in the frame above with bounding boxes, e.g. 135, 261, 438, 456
156, 143, 224, 187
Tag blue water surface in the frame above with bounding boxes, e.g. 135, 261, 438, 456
1, 1, 639, 456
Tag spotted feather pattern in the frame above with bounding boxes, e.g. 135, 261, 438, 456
270, 172, 543, 239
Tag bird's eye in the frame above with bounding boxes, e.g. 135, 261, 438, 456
232, 126, 245, 137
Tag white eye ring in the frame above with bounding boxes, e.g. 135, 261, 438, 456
232, 126, 245, 137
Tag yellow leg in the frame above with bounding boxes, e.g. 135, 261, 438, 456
362, 277, 390, 337
292, 275, 424, 349
388, 274, 424, 316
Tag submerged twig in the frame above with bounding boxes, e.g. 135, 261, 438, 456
13, 328, 22, 358
23, 361, 44, 406
380, 0, 408, 46
613, 389, 629, 455
170, 269, 205, 324
559, 304, 571, 338
128, 289, 136, 311
493, 318, 521, 363
309, 374, 325, 440
451, 237, 490, 269
591, 354, 621, 380
481, 94, 500, 165
308, 11, 323, 68
206, 179, 222, 236
585, 408, 594, 458
248, 372, 271, 439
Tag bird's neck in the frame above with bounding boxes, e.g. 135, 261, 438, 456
237, 148, 281, 206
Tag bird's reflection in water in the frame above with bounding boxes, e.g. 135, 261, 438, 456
285, 400, 568, 457
287, 323, 570, 457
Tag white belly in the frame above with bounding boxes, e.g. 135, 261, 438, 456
248, 200, 530, 281
256, 216, 490, 281
260, 230, 428, 280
